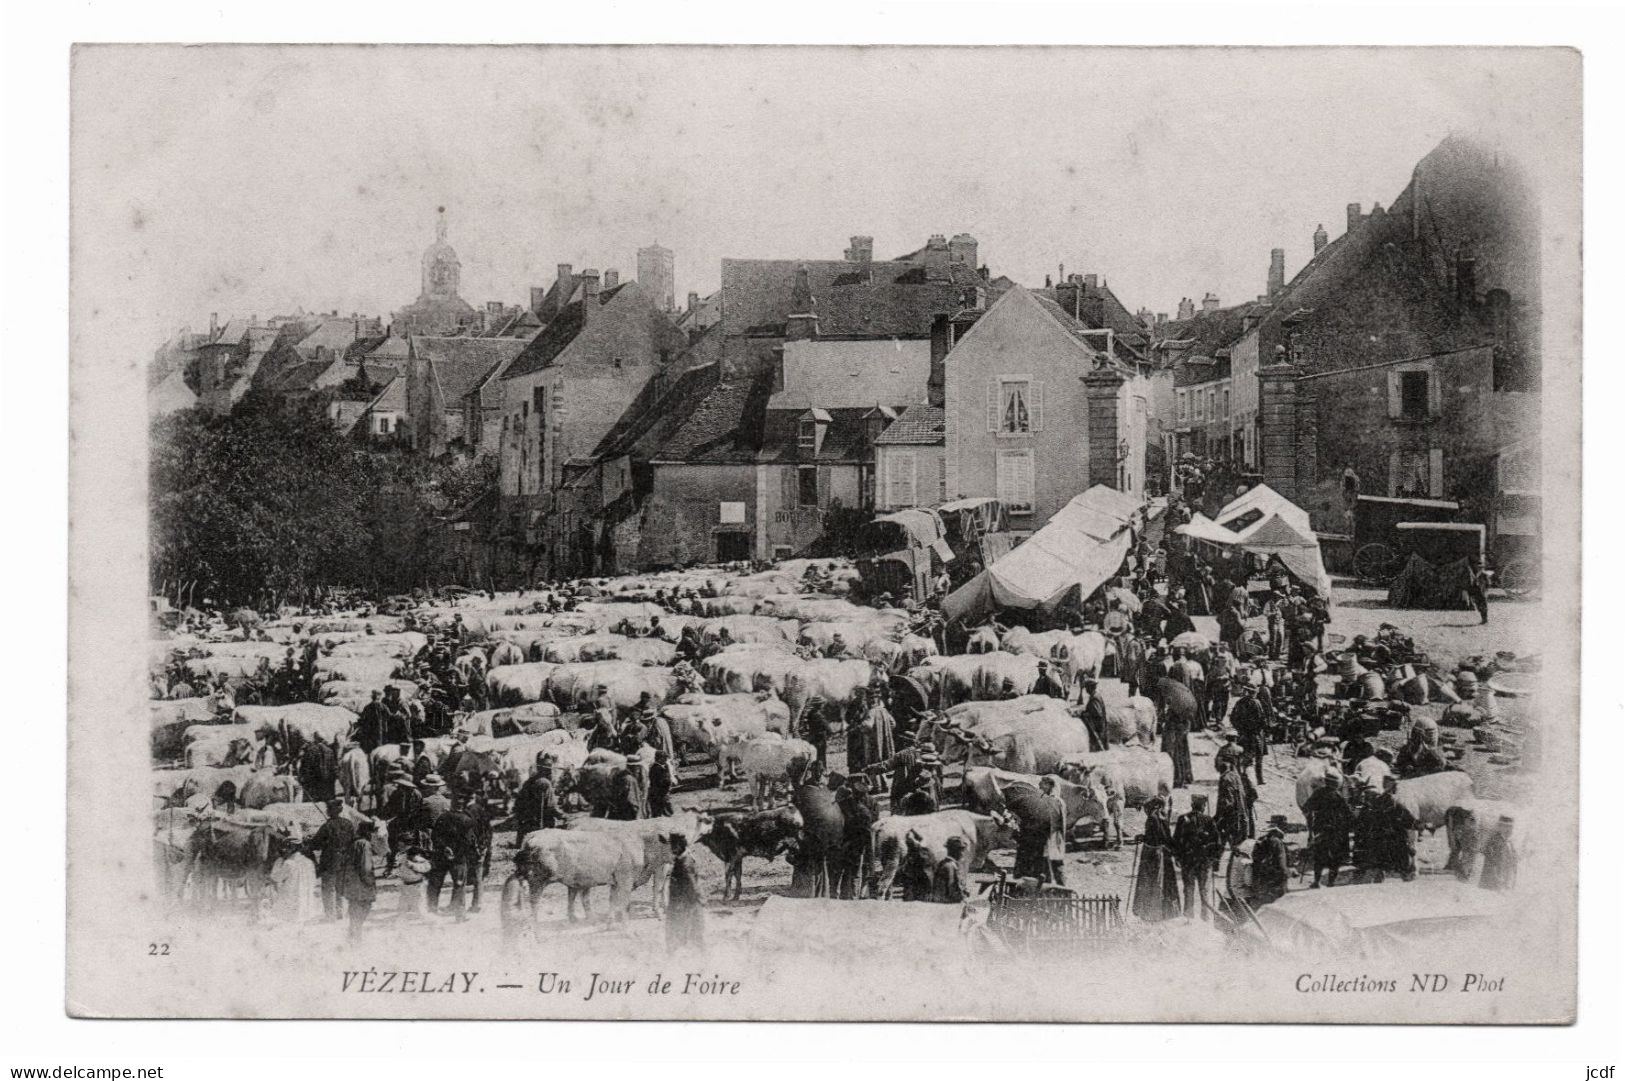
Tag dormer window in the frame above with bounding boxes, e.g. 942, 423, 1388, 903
798, 408, 831, 458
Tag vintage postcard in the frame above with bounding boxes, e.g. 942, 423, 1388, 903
67, 44, 1581, 1021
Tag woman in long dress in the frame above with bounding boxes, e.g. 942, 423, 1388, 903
1132, 795, 1182, 922
268, 828, 320, 922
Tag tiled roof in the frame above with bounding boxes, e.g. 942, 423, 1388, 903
296, 317, 368, 359
770, 337, 932, 411
412, 336, 529, 404
758, 406, 875, 465
368, 376, 405, 414
272, 357, 334, 392
720, 258, 979, 340
650, 370, 775, 465
873, 403, 945, 446
208, 318, 251, 348
501, 287, 626, 381
1029, 294, 1115, 364
593, 360, 722, 460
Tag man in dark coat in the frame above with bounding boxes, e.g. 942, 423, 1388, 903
381, 686, 413, 746
1173, 793, 1222, 920
1031, 660, 1067, 701
1250, 815, 1291, 904
1152, 677, 1197, 788
511, 755, 558, 845
647, 750, 676, 819
427, 792, 481, 918
307, 799, 356, 921
1303, 777, 1353, 887
298, 738, 339, 804
1078, 677, 1110, 752
1229, 682, 1269, 785
343, 820, 377, 941
1214, 758, 1257, 849
357, 690, 388, 754
665, 834, 706, 950
1354, 776, 1417, 882
834, 775, 878, 899
1139, 594, 1169, 640
1163, 601, 1197, 641
932, 836, 968, 903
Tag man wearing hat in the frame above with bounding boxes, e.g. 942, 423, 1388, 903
931, 836, 969, 904
834, 774, 878, 899
1229, 680, 1269, 785
1077, 677, 1110, 752
427, 789, 481, 919
419, 773, 452, 829
511, 753, 559, 846
1032, 660, 1067, 701
647, 749, 675, 819
1172, 793, 1222, 920
995, 675, 1020, 701
379, 768, 423, 873
1250, 815, 1292, 904
307, 799, 357, 921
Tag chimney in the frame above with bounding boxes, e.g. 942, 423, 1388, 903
579, 269, 600, 321
209, 312, 219, 336
949, 233, 978, 268
1055, 279, 1081, 321
844, 235, 873, 264
1177, 297, 1195, 321
1201, 293, 1220, 313
1369, 201, 1386, 219
1313, 223, 1328, 254
557, 263, 574, 290
1456, 256, 1478, 306
1156, 313, 1168, 327
929, 314, 951, 408
923, 234, 950, 279
1346, 203, 1362, 234
1082, 273, 1098, 290
687, 291, 699, 313
604, 268, 620, 290
530, 286, 547, 313
1267, 248, 1286, 300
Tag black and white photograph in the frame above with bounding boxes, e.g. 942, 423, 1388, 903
60, 41, 1582, 1024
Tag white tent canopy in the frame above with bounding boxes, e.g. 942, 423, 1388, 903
943, 486, 1139, 622
1176, 484, 1332, 598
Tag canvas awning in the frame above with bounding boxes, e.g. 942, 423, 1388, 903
942, 489, 1135, 622
1178, 485, 1333, 598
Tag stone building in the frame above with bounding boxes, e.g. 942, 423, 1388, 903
495, 275, 689, 577
942, 287, 1149, 533
637, 243, 676, 312
392, 207, 477, 336
1252, 135, 1541, 531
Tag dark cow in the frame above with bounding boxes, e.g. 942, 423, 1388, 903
697, 807, 803, 901
181, 816, 293, 911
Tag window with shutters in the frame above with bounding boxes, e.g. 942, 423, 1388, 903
798, 465, 819, 508
1389, 365, 1440, 422
988, 377, 1042, 435
996, 449, 1035, 513
886, 451, 917, 508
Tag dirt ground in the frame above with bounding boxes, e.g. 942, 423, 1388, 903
157, 565, 1546, 955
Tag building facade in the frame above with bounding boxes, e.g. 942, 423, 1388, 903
1253, 135, 1542, 532
943, 287, 1149, 533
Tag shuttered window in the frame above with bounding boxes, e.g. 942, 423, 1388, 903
989, 377, 1043, 434
997, 449, 1035, 513
781, 467, 799, 509
886, 451, 917, 508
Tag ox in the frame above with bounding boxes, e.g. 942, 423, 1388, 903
696, 807, 803, 901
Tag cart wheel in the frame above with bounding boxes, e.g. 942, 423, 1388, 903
1354, 543, 1396, 582
1498, 560, 1538, 597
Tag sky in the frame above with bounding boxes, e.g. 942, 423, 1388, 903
71, 45, 1578, 350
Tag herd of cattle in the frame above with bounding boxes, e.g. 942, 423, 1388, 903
149, 558, 1515, 929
